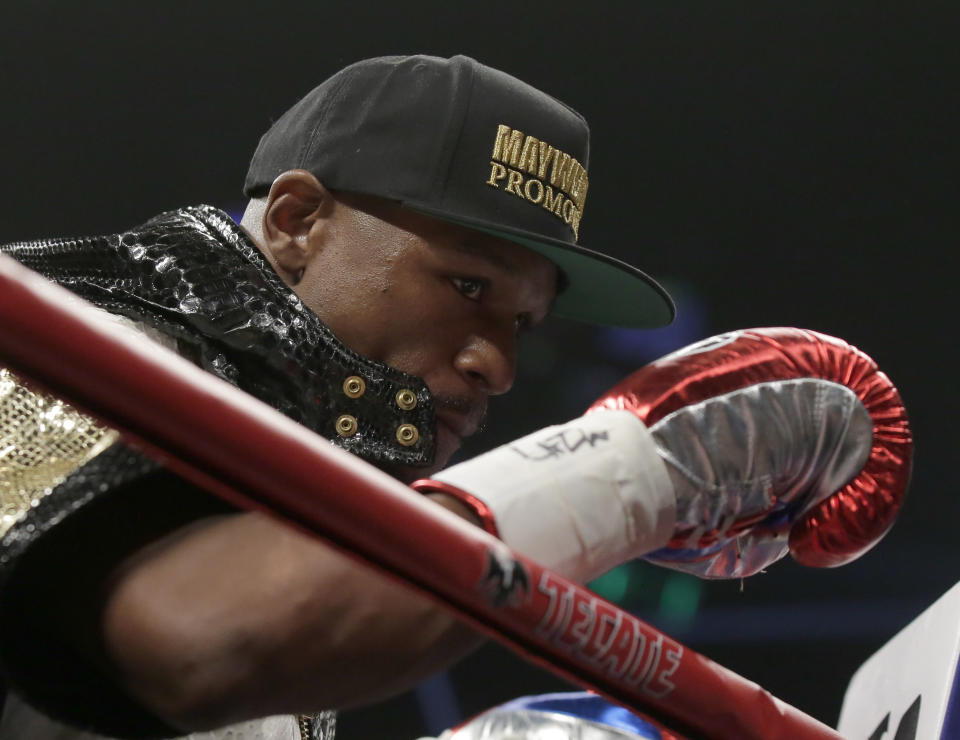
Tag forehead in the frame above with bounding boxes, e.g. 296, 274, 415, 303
335, 191, 561, 287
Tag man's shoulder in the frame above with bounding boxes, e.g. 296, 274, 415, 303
0, 205, 249, 258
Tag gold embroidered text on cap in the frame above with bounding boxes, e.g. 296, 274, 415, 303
486, 124, 588, 240
396, 424, 419, 446
395, 389, 417, 411
343, 376, 366, 398
336, 414, 359, 437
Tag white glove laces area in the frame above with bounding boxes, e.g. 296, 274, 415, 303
430, 410, 676, 584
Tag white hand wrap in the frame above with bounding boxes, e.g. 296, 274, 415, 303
430, 410, 675, 583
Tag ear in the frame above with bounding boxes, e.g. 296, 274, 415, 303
261, 169, 335, 283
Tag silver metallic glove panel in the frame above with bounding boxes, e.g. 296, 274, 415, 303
433, 708, 648, 739
648, 378, 873, 578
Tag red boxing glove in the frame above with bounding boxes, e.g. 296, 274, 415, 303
588, 327, 912, 576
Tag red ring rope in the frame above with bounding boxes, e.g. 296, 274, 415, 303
0, 255, 847, 740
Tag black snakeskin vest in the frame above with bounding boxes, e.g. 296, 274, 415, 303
0, 204, 438, 469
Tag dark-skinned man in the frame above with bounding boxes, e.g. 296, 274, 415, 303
0, 54, 903, 740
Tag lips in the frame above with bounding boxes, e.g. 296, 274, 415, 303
436, 403, 484, 440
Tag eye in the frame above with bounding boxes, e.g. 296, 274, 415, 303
451, 277, 485, 301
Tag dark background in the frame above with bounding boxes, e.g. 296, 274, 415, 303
2, 2, 956, 736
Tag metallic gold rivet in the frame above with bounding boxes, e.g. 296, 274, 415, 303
395, 388, 417, 411
343, 376, 366, 398
396, 423, 419, 446
335, 414, 358, 437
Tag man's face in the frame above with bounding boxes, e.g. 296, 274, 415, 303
291, 193, 559, 473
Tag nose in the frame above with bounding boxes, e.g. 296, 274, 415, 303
454, 331, 516, 396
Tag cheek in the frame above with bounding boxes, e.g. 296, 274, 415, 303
298, 221, 470, 377
312, 270, 461, 380
370, 286, 463, 373
297, 256, 400, 356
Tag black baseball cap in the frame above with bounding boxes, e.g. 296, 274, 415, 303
244, 54, 674, 328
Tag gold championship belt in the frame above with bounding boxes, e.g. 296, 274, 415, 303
0, 368, 117, 538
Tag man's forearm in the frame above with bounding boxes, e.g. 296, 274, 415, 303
98, 504, 483, 732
